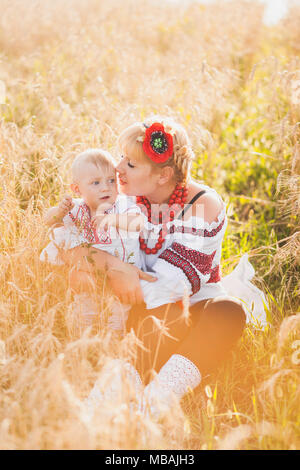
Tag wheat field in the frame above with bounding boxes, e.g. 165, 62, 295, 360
0, 0, 299, 450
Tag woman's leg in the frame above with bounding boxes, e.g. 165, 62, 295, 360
127, 296, 246, 383
127, 302, 193, 382
177, 296, 246, 377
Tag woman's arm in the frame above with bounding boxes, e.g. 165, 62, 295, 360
62, 245, 156, 304
44, 206, 65, 227
186, 191, 223, 223
92, 213, 144, 232
146, 189, 226, 303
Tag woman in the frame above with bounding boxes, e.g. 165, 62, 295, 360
67, 116, 247, 417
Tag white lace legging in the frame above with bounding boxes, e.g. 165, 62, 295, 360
126, 296, 246, 384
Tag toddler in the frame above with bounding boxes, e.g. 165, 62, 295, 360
41, 148, 194, 334
40, 149, 146, 334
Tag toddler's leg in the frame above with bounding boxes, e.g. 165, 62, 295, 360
69, 269, 97, 295
107, 300, 130, 334
67, 270, 99, 336
82, 359, 143, 422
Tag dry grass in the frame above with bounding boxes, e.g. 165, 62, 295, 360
0, 0, 299, 449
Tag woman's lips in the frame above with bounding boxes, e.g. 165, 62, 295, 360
118, 176, 127, 185
100, 196, 110, 200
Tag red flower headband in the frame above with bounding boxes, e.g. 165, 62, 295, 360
141, 123, 174, 163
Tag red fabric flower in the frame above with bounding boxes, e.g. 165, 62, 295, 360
143, 123, 174, 163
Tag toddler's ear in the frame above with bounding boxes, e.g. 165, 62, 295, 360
70, 183, 80, 195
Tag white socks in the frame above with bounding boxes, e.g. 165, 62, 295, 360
82, 355, 201, 422
82, 359, 142, 422
107, 301, 130, 332
68, 294, 130, 334
141, 354, 201, 418
67, 293, 99, 335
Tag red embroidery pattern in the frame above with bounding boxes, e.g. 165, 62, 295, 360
69, 203, 111, 244
159, 249, 201, 294
171, 242, 216, 275
207, 265, 221, 283
172, 216, 226, 238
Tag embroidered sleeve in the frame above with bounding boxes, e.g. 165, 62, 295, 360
62, 198, 103, 245
62, 198, 83, 228
150, 206, 227, 297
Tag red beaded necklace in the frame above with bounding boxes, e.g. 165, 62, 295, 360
136, 183, 188, 255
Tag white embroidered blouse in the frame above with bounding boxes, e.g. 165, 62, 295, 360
40, 195, 142, 268
139, 184, 228, 308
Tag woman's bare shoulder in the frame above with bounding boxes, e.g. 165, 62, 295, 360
186, 181, 224, 223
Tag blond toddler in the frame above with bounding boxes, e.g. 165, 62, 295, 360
41, 148, 201, 335
40, 149, 146, 333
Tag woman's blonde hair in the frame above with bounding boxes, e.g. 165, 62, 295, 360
118, 116, 194, 184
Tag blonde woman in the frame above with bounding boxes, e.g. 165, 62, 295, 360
67, 117, 261, 418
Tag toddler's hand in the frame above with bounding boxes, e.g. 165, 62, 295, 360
92, 213, 113, 231
58, 195, 74, 216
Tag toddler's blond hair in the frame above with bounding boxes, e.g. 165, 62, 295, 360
71, 148, 115, 182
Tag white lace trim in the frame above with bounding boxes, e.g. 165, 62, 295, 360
141, 354, 201, 418
82, 359, 142, 421
145, 354, 201, 399
107, 301, 131, 331
66, 293, 98, 335
157, 354, 201, 397
89, 359, 142, 402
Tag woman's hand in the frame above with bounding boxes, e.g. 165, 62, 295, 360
107, 263, 157, 305
62, 245, 156, 305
